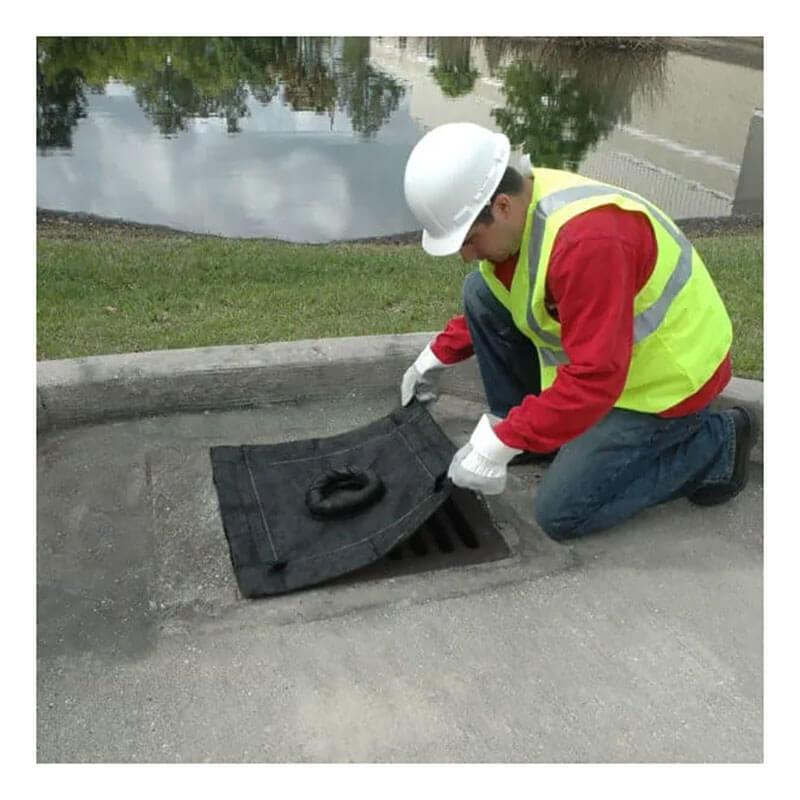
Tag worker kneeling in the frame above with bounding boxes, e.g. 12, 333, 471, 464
401, 122, 757, 541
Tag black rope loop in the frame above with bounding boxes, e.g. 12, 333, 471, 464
306, 466, 385, 519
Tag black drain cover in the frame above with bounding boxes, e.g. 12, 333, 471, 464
210, 401, 510, 597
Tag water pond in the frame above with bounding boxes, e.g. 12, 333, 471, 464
36, 37, 763, 242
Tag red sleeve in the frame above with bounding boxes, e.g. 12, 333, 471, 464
430, 314, 474, 364
430, 253, 517, 364
494, 216, 645, 452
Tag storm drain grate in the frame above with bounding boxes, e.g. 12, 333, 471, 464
344, 486, 511, 585
211, 404, 513, 597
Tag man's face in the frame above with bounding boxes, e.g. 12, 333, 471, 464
457, 194, 522, 264
458, 219, 504, 264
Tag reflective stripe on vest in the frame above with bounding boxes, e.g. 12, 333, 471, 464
525, 184, 693, 366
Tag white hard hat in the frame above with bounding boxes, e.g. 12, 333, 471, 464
404, 122, 511, 256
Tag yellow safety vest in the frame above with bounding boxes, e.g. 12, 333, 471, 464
479, 168, 732, 413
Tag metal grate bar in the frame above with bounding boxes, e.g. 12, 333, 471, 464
336, 487, 510, 588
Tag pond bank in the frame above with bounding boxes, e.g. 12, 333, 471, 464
36, 208, 764, 244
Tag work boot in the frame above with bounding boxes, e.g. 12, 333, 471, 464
509, 449, 559, 467
689, 406, 759, 506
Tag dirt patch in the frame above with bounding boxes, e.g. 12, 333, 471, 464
36, 209, 224, 242
671, 215, 763, 239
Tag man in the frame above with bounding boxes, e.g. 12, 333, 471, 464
400, 122, 758, 540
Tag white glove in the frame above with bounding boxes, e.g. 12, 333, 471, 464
447, 414, 522, 495
401, 343, 451, 406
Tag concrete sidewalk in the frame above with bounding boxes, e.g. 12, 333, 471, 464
37, 388, 763, 762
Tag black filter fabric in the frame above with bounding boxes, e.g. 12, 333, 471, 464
210, 401, 456, 597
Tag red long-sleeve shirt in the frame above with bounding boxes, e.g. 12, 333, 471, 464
431, 204, 732, 453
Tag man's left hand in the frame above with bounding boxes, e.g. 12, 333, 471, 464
447, 414, 522, 495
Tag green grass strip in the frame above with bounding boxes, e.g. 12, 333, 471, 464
36, 232, 763, 379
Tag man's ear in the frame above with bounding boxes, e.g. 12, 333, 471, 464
493, 193, 513, 217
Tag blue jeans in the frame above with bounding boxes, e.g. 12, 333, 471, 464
461, 270, 736, 540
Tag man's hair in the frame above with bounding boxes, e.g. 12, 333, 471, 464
473, 166, 525, 226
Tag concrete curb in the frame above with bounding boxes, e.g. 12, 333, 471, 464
37, 333, 763, 462
36, 334, 455, 428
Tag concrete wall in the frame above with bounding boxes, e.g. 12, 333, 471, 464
733, 111, 764, 216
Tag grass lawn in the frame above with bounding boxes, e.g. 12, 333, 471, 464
36, 230, 763, 380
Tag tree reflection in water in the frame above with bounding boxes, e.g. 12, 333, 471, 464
488, 38, 669, 170
36, 35, 668, 168
35, 37, 407, 150
429, 38, 479, 98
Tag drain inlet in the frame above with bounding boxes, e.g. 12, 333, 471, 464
444, 498, 480, 549
342, 486, 510, 586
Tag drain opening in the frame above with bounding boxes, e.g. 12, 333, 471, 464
427, 514, 455, 553
345, 486, 511, 585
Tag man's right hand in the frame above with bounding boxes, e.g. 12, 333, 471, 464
401, 343, 449, 406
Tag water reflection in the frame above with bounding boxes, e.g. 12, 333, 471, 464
490, 39, 669, 170
337, 38, 405, 135
37, 36, 669, 163
37, 37, 407, 151
35, 37, 759, 239
430, 38, 479, 98
37, 63, 89, 151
